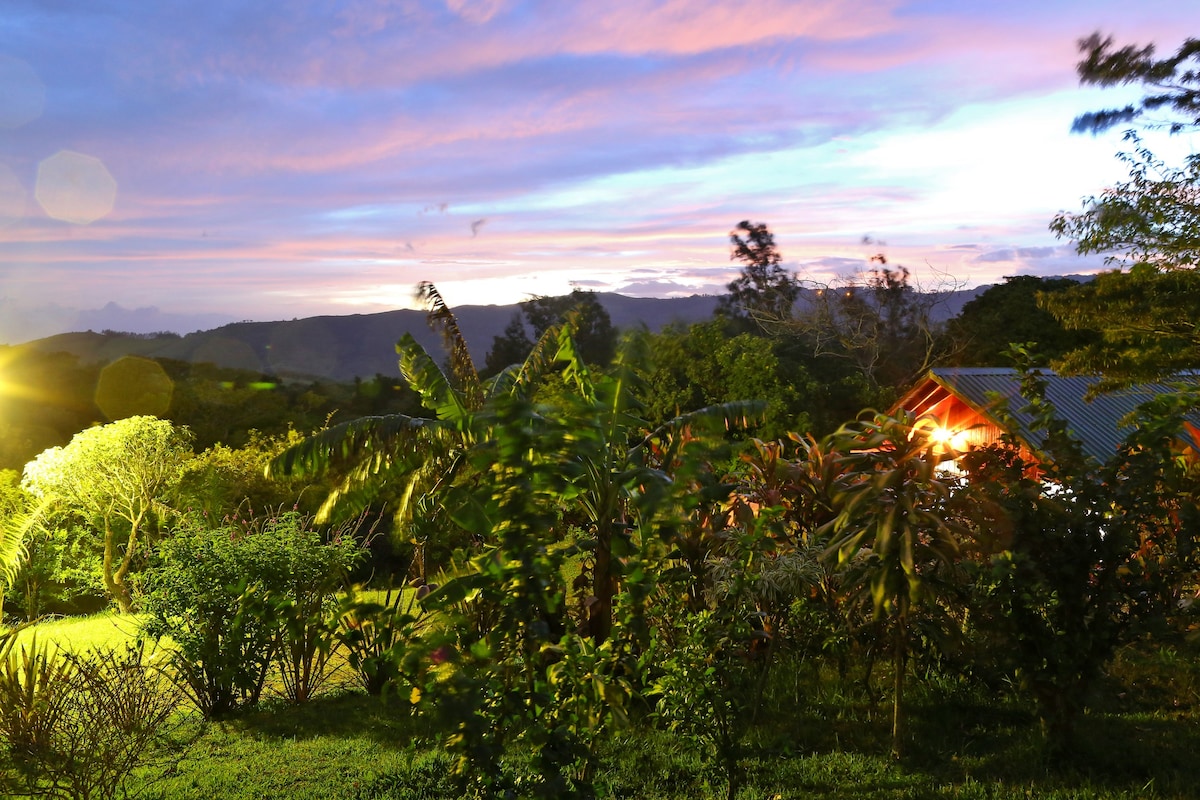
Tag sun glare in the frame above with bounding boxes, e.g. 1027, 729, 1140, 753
0, 349, 56, 412
929, 425, 969, 453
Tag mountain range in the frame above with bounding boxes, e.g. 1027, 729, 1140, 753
12, 288, 990, 383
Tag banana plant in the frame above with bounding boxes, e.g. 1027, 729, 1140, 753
268, 282, 567, 554
553, 326, 763, 643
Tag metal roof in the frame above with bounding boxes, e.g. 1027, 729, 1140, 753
918, 368, 1197, 463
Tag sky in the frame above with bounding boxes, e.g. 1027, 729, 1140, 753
1, 0, 1199, 343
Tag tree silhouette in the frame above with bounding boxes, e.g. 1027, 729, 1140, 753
718, 221, 799, 326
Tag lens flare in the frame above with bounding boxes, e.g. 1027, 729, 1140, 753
0, 165, 26, 229
36, 150, 118, 225
95, 357, 174, 420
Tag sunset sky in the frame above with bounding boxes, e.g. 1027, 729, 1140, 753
2, 0, 1199, 342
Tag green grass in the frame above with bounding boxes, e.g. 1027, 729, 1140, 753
7, 613, 1199, 799
4, 610, 146, 654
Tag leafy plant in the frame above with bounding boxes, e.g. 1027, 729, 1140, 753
337, 583, 428, 697
651, 527, 784, 800
140, 510, 363, 717
823, 410, 962, 759
0, 635, 181, 800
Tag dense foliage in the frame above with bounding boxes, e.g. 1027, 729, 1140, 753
139, 510, 363, 718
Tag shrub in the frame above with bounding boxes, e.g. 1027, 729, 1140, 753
0, 633, 182, 799
140, 510, 363, 717
337, 583, 429, 697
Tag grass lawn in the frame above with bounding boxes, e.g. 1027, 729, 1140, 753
7, 612, 1200, 799
4, 610, 147, 653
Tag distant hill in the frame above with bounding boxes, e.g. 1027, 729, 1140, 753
16, 286, 1004, 383
19, 294, 726, 383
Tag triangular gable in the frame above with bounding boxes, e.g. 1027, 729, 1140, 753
896, 368, 1200, 463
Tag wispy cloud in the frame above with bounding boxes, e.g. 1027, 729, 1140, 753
0, 0, 1196, 337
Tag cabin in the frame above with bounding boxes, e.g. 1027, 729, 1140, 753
893, 367, 1200, 464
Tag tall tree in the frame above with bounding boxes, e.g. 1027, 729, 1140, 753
946, 275, 1098, 366
1071, 33, 1200, 134
1048, 33, 1200, 386
718, 221, 800, 326
21, 416, 193, 613
1050, 137, 1200, 273
484, 290, 615, 375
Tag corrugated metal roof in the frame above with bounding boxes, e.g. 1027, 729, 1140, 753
925, 368, 1197, 463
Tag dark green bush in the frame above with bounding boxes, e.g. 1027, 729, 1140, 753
140, 510, 363, 718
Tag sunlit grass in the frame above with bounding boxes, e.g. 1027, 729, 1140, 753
5, 610, 146, 654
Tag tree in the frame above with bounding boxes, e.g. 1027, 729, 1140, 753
1039, 267, 1200, 389
1051, 137, 1200, 273
1047, 139, 1200, 386
484, 290, 616, 375
270, 282, 567, 566
946, 275, 1098, 366
793, 262, 954, 396
823, 411, 961, 759
640, 320, 816, 441
717, 221, 800, 325
1046, 35, 1200, 386
1071, 33, 1200, 134
21, 416, 193, 613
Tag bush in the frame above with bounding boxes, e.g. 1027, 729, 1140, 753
0, 633, 182, 799
337, 583, 429, 697
140, 510, 363, 718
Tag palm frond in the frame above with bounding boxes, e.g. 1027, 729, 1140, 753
267, 414, 435, 479
1, 497, 50, 588
487, 320, 567, 398
1, 523, 26, 589
398, 333, 476, 426
415, 281, 483, 409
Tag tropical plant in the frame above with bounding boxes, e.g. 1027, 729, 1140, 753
410, 393, 629, 798
551, 326, 762, 643
822, 410, 962, 759
268, 282, 564, 563
337, 582, 429, 696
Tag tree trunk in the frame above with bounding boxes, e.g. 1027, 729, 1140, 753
891, 613, 907, 760
589, 525, 613, 644
102, 517, 138, 614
